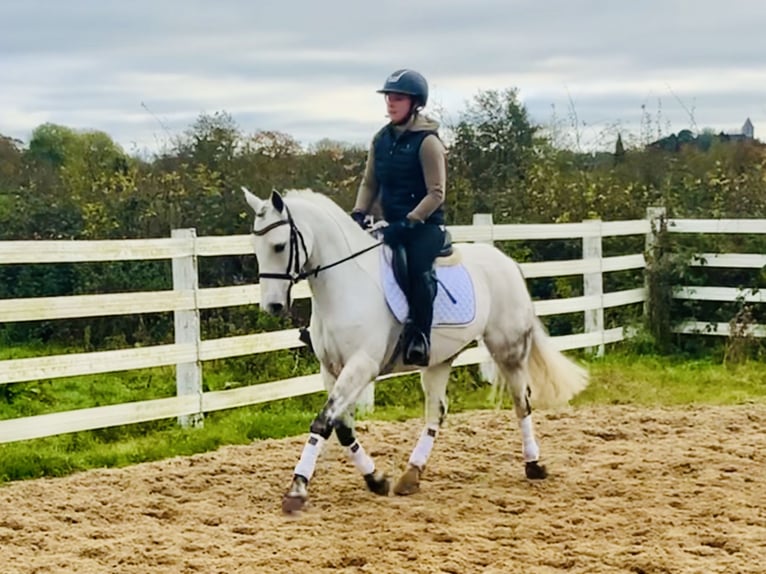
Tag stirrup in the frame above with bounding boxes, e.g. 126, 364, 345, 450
404, 330, 430, 366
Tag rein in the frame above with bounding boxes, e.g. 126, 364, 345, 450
253, 205, 383, 298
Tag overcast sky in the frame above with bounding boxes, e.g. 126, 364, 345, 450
2, 0, 765, 154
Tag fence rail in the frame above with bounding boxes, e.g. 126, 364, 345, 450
1, 211, 764, 444
667, 216, 766, 340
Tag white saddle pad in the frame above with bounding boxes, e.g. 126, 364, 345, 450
381, 247, 476, 326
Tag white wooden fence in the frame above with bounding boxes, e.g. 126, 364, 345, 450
665, 217, 766, 338
0, 210, 763, 444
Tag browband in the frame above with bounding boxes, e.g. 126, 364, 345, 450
252, 219, 289, 236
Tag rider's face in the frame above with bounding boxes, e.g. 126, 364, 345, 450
386, 93, 412, 123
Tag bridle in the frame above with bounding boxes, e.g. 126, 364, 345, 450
253, 204, 383, 306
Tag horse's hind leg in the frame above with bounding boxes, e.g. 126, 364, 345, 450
502, 362, 548, 479
485, 333, 548, 480
394, 361, 451, 495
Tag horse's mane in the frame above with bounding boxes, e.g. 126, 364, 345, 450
283, 188, 373, 244
283, 188, 345, 215
284, 187, 338, 208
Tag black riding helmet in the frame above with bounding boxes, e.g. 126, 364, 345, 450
377, 69, 429, 109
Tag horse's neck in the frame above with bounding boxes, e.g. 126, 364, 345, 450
294, 203, 380, 312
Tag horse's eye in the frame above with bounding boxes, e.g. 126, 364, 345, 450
274, 243, 286, 253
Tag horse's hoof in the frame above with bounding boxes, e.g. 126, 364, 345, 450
393, 465, 422, 496
525, 461, 548, 480
282, 475, 309, 513
282, 493, 307, 514
364, 471, 391, 496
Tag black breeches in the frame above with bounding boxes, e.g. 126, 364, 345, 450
401, 224, 444, 332
402, 223, 445, 274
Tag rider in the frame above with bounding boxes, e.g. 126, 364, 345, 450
351, 68, 447, 366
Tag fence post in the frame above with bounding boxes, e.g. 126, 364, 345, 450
644, 206, 668, 342
645, 208, 667, 282
472, 213, 494, 243
583, 219, 604, 356
172, 228, 203, 428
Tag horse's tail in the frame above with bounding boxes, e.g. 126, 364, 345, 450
524, 319, 589, 409
481, 319, 589, 409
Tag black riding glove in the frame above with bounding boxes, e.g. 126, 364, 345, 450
351, 210, 368, 229
382, 219, 418, 246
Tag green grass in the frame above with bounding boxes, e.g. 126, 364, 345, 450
0, 352, 764, 484
576, 352, 766, 406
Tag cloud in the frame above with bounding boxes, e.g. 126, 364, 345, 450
1, 0, 764, 152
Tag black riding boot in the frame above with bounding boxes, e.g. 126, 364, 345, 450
404, 270, 437, 366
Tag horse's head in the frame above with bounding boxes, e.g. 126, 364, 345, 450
242, 187, 312, 315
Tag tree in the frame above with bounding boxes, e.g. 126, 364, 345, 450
614, 133, 625, 163
248, 130, 303, 158
0, 134, 23, 189
446, 88, 538, 221
26, 123, 80, 168
26, 123, 126, 186
178, 111, 241, 170
5, 124, 131, 241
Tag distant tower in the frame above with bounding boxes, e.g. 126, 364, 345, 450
742, 118, 754, 139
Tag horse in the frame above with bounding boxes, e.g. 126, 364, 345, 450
242, 187, 589, 513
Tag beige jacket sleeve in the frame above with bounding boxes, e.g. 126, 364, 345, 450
407, 134, 446, 222
353, 143, 378, 213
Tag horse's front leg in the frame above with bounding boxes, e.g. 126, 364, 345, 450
394, 361, 451, 495
282, 353, 383, 513
334, 410, 390, 496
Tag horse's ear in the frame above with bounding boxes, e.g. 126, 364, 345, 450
242, 186, 263, 213
270, 189, 285, 213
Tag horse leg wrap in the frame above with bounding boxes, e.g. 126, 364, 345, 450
348, 441, 375, 476
335, 416, 376, 478
408, 425, 438, 469
292, 405, 335, 482
520, 415, 540, 462
293, 433, 326, 482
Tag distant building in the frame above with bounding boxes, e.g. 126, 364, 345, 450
647, 118, 758, 151
721, 117, 755, 143
742, 117, 754, 139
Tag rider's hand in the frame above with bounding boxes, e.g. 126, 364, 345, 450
351, 210, 368, 229
381, 219, 417, 245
